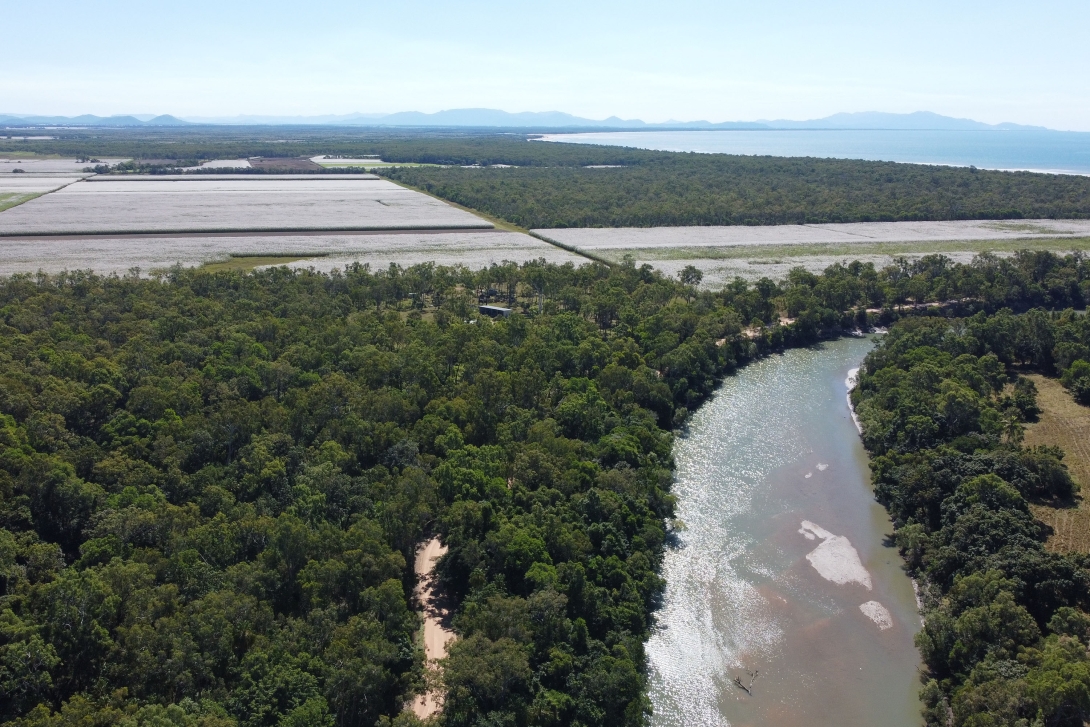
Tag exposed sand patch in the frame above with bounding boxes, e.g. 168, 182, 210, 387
412, 537, 455, 719
859, 601, 893, 630
846, 368, 864, 434
798, 521, 872, 589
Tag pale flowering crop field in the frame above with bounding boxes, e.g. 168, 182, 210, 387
536, 221, 1090, 285
0, 176, 491, 235
535, 219, 1090, 251
0, 175, 84, 195
0, 231, 583, 277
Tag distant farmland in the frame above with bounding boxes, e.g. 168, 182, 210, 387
0, 171, 581, 276
0, 175, 491, 236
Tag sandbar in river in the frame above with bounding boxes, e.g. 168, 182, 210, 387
648, 336, 921, 727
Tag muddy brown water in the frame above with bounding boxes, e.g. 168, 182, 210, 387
648, 336, 922, 727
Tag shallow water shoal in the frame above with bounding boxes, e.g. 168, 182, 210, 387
649, 336, 921, 727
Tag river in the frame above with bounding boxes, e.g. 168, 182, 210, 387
649, 336, 921, 727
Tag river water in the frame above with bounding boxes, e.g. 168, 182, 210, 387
649, 336, 922, 727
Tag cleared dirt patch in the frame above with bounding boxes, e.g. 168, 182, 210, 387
1024, 374, 1090, 553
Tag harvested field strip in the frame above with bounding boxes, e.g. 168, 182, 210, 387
0, 192, 42, 213
1024, 374, 1090, 553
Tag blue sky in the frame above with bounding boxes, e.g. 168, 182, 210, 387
5, 0, 1089, 130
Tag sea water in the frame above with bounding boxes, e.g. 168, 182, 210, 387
649, 336, 922, 727
541, 129, 1090, 176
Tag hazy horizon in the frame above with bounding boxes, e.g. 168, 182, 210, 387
0, 109, 1075, 132
5, 0, 1088, 131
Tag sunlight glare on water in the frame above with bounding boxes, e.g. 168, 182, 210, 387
648, 338, 921, 727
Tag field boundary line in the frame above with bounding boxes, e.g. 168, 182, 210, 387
527, 231, 613, 266
379, 176, 530, 233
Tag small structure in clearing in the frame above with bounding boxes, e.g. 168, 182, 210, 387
478, 304, 512, 318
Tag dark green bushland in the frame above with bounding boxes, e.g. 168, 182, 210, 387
0, 250, 1087, 726
855, 306, 1090, 726
384, 159, 1090, 228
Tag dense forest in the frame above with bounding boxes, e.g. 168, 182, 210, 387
382, 160, 1090, 228
0, 258, 852, 727
854, 304, 1090, 725
5, 129, 1090, 227
0, 250, 1086, 726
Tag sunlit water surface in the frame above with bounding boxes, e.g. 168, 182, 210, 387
541, 129, 1090, 175
649, 336, 921, 727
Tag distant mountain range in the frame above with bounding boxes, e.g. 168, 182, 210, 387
756, 111, 1047, 131
0, 114, 191, 127
0, 109, 1052, 131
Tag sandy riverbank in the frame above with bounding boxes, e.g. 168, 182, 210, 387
411, 537, 455, 720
